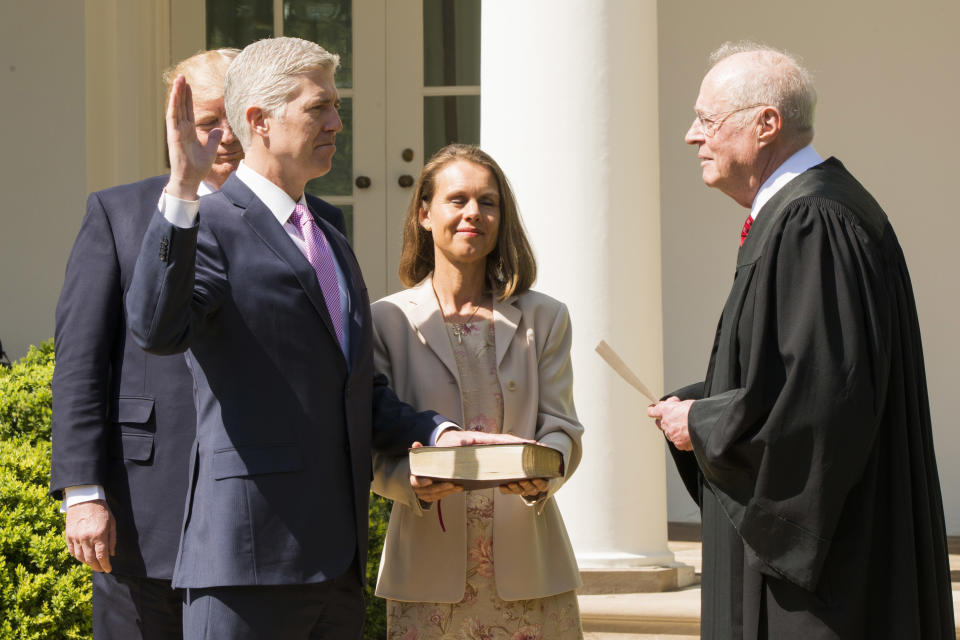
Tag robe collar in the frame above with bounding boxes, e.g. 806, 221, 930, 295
750, 145, 824, 220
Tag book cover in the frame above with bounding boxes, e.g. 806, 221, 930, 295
408, 443, 563, 489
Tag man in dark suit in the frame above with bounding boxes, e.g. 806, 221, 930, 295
126, 37, 507, 639
647, 42, 954, 638
49, 49, 298, 639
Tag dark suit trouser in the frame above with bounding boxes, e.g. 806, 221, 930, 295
181, 560, 364, 640
93, 571, 183, 640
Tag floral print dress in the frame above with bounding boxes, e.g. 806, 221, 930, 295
386, 319, 583, 640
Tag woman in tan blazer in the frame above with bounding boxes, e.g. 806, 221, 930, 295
371, 144, 584, 639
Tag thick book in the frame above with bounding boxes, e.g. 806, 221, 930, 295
408, 443, 563, 489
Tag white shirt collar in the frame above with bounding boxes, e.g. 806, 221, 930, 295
750, 145, 823, 219
197, 181, 214, 197
236, 161, 308, 226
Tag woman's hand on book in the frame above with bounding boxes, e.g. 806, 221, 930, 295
409, 441, 463, 502
499, 477, 548, 497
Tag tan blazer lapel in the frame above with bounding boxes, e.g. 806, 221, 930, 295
405, 277, 460, 383
493, 295, 521, 368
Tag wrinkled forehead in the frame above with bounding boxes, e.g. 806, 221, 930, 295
695, 62, 741, 113
192, 96, 226, 117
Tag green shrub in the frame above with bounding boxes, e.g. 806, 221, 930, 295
0, 342, 395, 637
0, 342, 92, 639
364, 492, 392, 639
0, 437, 92, 639
0, 341, 55, 444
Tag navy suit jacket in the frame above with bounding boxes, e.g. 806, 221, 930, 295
50, 175, 346, 580
50, 175, 196, 579
125, 173, 439, 588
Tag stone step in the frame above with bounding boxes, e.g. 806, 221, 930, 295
578, 587, 701, 637
579, 565, 699, 595
580, 584, 960, 639
584, 634, 698, 640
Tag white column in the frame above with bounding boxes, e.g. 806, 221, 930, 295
481, 1, 670, 568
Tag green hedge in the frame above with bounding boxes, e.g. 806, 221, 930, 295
0, 342, 393, 638
0, 342, 91, 639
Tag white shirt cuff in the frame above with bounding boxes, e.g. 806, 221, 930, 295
430, 421, 461, 446
159, 191, 200, 228
60, 484, 106, 513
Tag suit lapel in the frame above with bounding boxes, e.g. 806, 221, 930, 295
313, 212, 366, 366
225, 177, 341, 352
405, 277, 460, 383
493, 295, 521, 368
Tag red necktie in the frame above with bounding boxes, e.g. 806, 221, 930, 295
740, 215, 754, 247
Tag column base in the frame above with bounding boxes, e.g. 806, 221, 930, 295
578, 564, 699, 595
575, 550, 676, 569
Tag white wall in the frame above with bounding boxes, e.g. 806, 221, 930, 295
0, 1, 86, 360
658, 1, 960, 533
0, 0, 171, 361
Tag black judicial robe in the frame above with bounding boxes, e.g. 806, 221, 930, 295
669, 158, 954, 639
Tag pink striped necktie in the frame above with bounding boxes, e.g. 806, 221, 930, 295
740, 214, 754, 247
289, 203, 344, 348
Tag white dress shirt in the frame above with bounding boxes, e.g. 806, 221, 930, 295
750, 145, 824, 220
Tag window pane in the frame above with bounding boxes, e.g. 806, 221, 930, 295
423, 0, 480, 87
207, 0, 273, 49
284, 0, 353, 88
306, 97, 352, 199
423, 95, 480, 160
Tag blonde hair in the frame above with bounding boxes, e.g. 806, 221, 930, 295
225, 37, 340, 149
398, 144, 537, 300
163, 48, 239, 105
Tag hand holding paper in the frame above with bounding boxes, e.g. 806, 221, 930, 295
594, 340, 659, 403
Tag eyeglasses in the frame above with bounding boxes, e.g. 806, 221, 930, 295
694, 103, 766, 137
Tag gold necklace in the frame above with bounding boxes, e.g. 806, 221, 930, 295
433, 285, 485, 344
449, 305, 481, 344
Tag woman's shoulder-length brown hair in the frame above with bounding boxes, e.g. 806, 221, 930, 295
397, 144, 537, 300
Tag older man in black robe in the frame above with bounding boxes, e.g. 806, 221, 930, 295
648, 41, 954, 639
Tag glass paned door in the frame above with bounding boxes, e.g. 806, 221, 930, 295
200, 0, 481, 299
422, 0, 480, 158
203, 0, 356, 240
206, 0, 273, 48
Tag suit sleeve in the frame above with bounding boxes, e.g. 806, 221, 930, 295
368, 302, 444, 457
49, 193, 123, 497
125, 208, 228, 354
531, 302, 584, 505
687, 201, 889, 591
369, 303, 426, 513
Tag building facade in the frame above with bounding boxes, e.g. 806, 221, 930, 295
2, 0, 958, 550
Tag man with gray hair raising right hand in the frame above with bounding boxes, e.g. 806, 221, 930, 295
126, 36, 515, 639
648, 42, 954, 638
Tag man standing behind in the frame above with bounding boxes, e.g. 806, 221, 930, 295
126, 37, 510, 639
50, 49, 252, 638
648, 42, 954, 638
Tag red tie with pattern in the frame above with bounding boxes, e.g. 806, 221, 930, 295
740, 214, 754, 247
289, 203, 344, 349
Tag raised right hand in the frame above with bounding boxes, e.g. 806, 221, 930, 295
65, 500, 116, 573
165, 74, 222, 200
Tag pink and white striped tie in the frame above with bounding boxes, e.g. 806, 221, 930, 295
289, 203, 344, 348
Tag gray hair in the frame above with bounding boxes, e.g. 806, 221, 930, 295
225, 37, 340, 149
709, 41, 817, 139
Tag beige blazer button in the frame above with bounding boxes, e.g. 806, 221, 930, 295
506, 380, 517, 391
